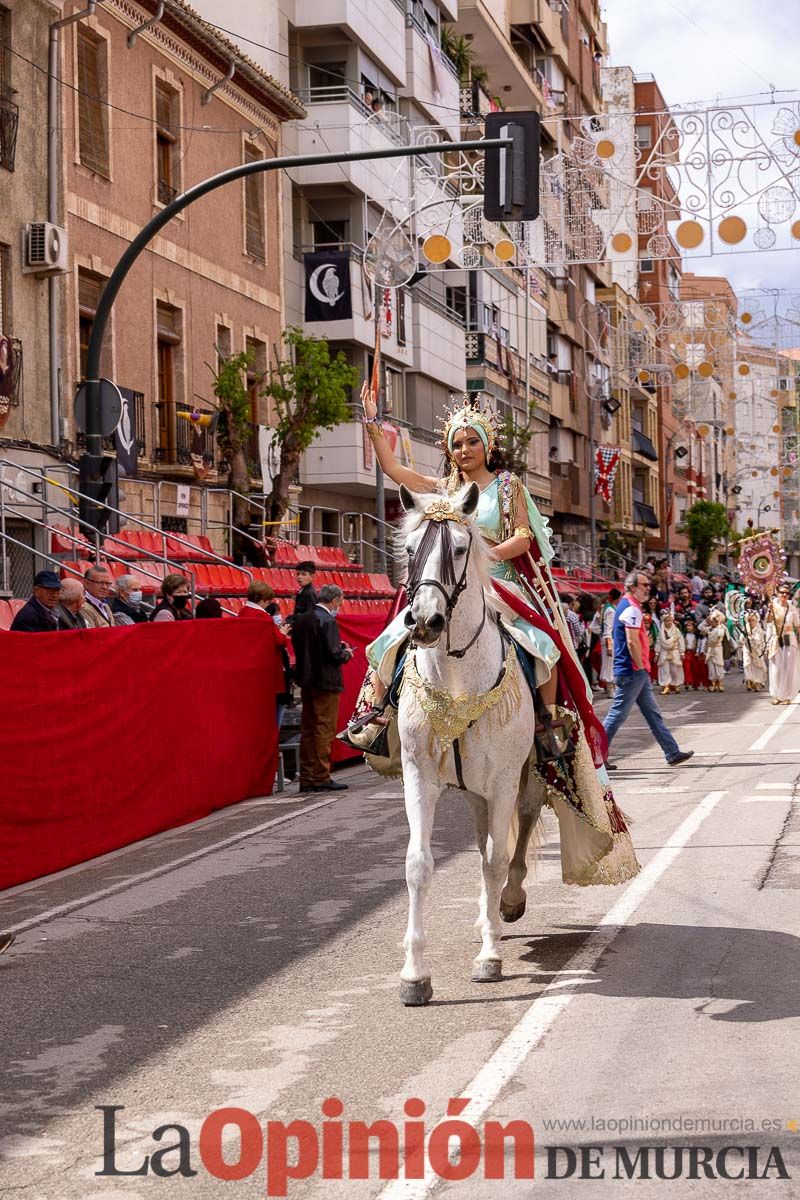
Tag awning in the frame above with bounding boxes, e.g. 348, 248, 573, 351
632, 428, 658, 461
634, 500, 660, 528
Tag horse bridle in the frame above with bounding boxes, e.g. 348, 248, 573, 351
406, 504, 487, 660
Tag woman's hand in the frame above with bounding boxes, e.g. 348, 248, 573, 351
360, 380, 378, 422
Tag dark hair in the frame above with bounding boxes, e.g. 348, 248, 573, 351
195, 597, 222, 619
162, 572, 189, 599
266, 601, 280, 617
609, 588, 621, 601
296, 561, 316, 574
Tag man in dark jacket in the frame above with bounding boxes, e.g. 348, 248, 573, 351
291, 583, 353, 792
10, 570, 63, 632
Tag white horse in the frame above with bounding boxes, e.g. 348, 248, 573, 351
396, 483, 545, 1006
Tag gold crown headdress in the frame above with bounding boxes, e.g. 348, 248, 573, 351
438, 393, 502, 456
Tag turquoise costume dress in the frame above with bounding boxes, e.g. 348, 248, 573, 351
368, 472, 560, 685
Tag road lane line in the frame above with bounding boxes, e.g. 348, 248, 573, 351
756, 782, 796, 790
749, 699, 800, 751
377, 789, 727, 1200
2, 795, 345, 937
741, 796, 796, 803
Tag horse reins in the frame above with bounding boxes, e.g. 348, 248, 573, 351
406, 509, 487, 659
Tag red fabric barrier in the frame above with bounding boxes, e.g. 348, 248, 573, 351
0, 620, 282, 890
332, 612, 386, 763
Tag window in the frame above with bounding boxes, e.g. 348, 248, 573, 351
397, 287, 406, 346
77, 27, 109, 176
216, 323, 232, 364
244, 142, 265, 261
445, 285, 467, 324
312, 219, 347, 250
155, 80, 180, 204
385, 366, 405, 421
639, 257, 654, 273
0, 242, 10, 335
156, 302, 182, 462
308, 62, 345, 92
0, 7, 9, 96
245, 336, 267, 472
77, 270, 113, 380
634, 124, 652, 150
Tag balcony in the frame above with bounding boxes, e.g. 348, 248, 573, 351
299, 419, 441, 496
412, 291, 466, 392
0, 85, 18, 172
456, 0, 545, 109
0, 337, 22, 418
294, 0, 406, 83
550, 460, 582, 513
157, 178, 178, 205
404, 6, 460, 134
293, 88, 413, 207
633, 500, 659, 528
154, 401, 217, 470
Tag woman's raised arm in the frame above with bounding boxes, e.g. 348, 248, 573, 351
360, 382, 440, 494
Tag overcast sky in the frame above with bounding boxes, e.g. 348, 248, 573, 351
606, 0, 800, 310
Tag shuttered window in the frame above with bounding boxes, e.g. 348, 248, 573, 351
244, 142, 265, 261
77, 28, 109, 176
0, 243, 10, 335
155, 80, 180, 203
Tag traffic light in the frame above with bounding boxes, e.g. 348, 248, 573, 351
78, 452, 116, 532
483, 111, 540, 222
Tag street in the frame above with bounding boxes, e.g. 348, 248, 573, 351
1, 682, 799, 1198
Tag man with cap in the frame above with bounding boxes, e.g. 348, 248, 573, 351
10, 571, 64, 632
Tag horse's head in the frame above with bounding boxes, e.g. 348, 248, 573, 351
398, 483, 482, 648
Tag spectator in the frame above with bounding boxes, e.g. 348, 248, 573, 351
239, 580, 275, 618
690, 568, 705, 600
291, 583, 353, 792
10, 570, 63, 632
80, 565, 115, 628
602, 570, 693, 769
694, 586, 716, 625
151, 573, 192, 622
195, 597, 223, 619
112, 574, 148, 626
266, 600, 284, 626
673, 585, 694, 621
292, 561, 318, 619
239, 581, 292, 725
55, 578, 87, 630
564, 594, 584, 652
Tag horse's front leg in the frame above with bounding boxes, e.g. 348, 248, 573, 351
472, 780, 517, 983
400, 765, 441, 1006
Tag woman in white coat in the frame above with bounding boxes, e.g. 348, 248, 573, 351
742, 609, 767, 692
766, 584, 800, 704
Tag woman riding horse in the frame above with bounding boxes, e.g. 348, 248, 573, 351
352, 388, 639, 889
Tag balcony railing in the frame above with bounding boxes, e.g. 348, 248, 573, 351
154, 401, 217, 468
297, 85, 409, 146
157, 178, 178, 205
133, 391, 146, 456
0, 85, 19, 172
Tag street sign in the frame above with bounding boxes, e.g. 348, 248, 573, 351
73, 378, 123, 438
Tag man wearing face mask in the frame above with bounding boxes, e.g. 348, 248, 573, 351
112, 574, 149, 625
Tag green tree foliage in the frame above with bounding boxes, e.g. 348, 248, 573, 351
682, 500, 732, 571
262, 327, 359, 524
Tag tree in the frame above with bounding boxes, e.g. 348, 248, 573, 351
440, 27, 474, 81
682, 500, 731, 571
208, 349, 253, 533
500, 400, 538, 480
261, 327, 359, 525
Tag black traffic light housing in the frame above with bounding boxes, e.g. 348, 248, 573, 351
78, 453, 116, 532
483, 111, 540, 222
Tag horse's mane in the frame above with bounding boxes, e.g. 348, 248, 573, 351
393, 487, 493, 595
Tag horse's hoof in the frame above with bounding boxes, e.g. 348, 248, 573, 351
400, 977, 433, 1006
471, 958, 502, 983
500, 896, 527, 923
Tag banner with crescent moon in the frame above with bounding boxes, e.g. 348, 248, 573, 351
304, 251, 352, 323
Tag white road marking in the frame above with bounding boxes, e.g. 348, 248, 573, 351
368, 791, 405, 800
749, 699, 800, 751
740, 796, 796, 803
2, 796, 346, 937
377, 789, 728, 1200
780, 748, 800, 753
625, 787, 689, 794
756, 782, 796, 790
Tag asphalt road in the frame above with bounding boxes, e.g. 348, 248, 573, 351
1, 677, 800, 1199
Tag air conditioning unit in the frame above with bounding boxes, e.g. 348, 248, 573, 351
22, 222, 69, 276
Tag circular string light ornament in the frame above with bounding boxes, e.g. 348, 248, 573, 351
638, 369, 650, 384
364, 220, 418, 287
493, 238, 515, 262
718, 216, 747, 244
771, 467, 780, 476
611, 233, 632, 253
792, 220, 800, 240
697, 424, 711, 438
738, 363, 751, 376
697, 361, 714, 379
676, 220, 704, 249
421, 234, 452, 265
728, 391, 737, 400
754, 227, 776, 249
675, 363, 690, 380
726, 426, 735, 435
758, 185, 796, 225
740, 312, 753, 324
596, 138, 616, 159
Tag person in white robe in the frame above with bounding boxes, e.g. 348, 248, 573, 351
766, 585, 800, 704
742, 609, 767, 692
657, 612, 685, 693
704, 610, 727, 692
